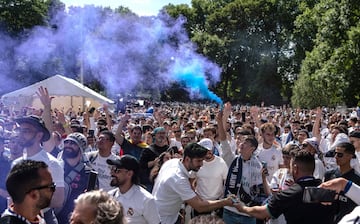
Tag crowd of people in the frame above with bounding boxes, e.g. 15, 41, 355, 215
0, 86, 360, 224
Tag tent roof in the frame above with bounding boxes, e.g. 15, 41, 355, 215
1, 75, 114, 104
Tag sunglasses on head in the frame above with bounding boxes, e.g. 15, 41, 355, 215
301, 143, 309, 148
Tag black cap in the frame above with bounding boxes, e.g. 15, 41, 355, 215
106, 155, 139, 173
14, 115, 50, 142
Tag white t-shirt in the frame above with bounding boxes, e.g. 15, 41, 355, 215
109, 185, 160, 224
169, 138, 182, 150
13, 149, 64, 188
152, 159, 196, 224
314, 157, 326, 181
191, 156, 228, 200
256, 144, 284, 182
269, 168, 293, 190
85, 152, 119, 192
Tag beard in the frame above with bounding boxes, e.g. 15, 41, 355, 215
63, 147, 80, 158
19, 138, 36, 148
37, 193, 52, 209
110, 176, 123, 187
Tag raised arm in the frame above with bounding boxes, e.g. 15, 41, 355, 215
115, 113, 131, 146
36, 86, 55, 152
312, 107, 322, 141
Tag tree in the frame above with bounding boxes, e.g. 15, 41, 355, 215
165, 0, 294, 105
0, 0, 50, 35
292, 0, 360, 107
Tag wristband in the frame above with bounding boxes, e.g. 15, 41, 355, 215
343, 180, 352, 194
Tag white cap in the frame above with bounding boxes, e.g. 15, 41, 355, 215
198, 138, 213, 151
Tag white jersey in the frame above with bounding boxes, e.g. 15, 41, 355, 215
256, 144, 284, 182
13, 149, 64, 188
109, 185, 160, 224
152, 159, 196, 224
85, 152, 119, 192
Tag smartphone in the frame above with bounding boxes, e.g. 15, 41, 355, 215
303, 187, 336, 203
262, 161, 269, 176
87, 170, 98, 191
87, 129, 95, 137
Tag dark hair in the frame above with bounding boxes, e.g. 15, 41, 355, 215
100, 130, 115, 143
131, 125, 143, 133
298, 129, 310, 138
282, 144, 300, 156
336, 142, 355, 157
293, 150, 315, 174
6, 160, 48, 203
244, 135, 258, 149
183, 143, 208, 159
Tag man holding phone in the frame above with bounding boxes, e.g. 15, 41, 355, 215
233, 150, 335, 224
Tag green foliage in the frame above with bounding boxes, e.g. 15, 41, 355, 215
0, 0, 50, 35
292, 0, 360, 107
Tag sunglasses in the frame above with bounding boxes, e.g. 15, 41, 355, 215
334, 152, 345, 158
110, 166, 128, 174
173, 130, 181, 133
27, 182, 56, 193
301, 143, 309, 148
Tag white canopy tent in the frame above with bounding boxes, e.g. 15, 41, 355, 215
1, 75, 114, 111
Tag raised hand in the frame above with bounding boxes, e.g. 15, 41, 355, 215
36, 86, 54, 108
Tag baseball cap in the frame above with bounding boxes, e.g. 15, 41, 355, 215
303, 137, 319, 150
106, 155, 139, 173
14, 115, 50, 142
198, 138, 213, 151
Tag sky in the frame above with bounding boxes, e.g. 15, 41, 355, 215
61, 0, 192, 16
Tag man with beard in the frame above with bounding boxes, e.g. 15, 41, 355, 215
190, 138, 228, 217
152, 142, 235, 224
12, 115, 64, 224
139, 127, 169, 192
1, 160, 56, 224
107, 155, 160, 224
56, 132, 92, 224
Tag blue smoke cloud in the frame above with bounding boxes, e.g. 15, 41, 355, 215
0, 5, 222, 104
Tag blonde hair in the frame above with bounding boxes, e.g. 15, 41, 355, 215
74, 190, 125, 224
188, 214, 225, 224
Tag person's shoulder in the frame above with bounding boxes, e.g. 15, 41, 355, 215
344, 169, 360, 185
214, 155, 227, 165
136, 185, 155, 198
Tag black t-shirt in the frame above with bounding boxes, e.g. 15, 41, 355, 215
139, 144, 169, 188
267, 177, 335, 224
335, 169, 360, 223
121, 138, 146, 161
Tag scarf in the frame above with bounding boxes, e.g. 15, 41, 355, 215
224, 156, 242, 198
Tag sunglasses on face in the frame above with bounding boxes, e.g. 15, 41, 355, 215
301, 143, 308, 148
110, 166, 128, 174
27, 182, 56, 193
334, 152, 345, 158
